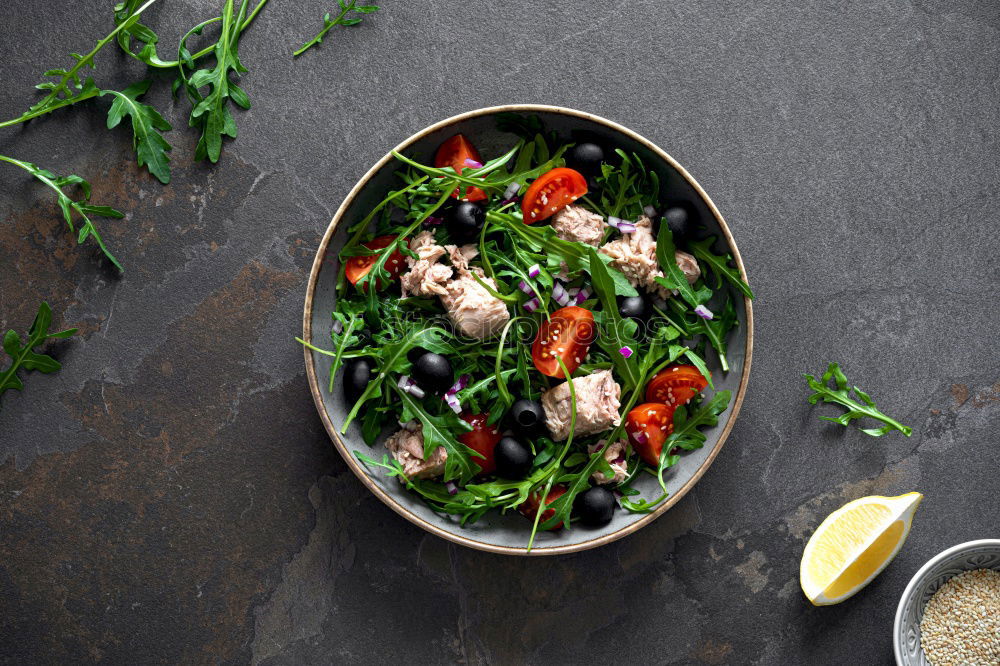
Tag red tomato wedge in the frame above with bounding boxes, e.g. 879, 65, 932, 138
521, 167, 588, 223
458, 413, 501, 475
344, 235, 407, 290
645, 364, 710, 408
519, 485, 568, 530
434, 134, 488, 202
531, 305, 596, 378
625, 402, 677, 466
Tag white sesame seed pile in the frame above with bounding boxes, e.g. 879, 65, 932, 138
919, 568, 1000, 666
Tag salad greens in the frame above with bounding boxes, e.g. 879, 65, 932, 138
309, 115, 754, 549
805, 362, 912, 437
1, 303, 77, 412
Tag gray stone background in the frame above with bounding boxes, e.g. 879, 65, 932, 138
1, 0, 997, 663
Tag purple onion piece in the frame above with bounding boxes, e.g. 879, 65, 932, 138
552, 282, 571, 307
632, 430, 648, 444
397, 375, 415, 390
499, 197, 519, 207
517, 280, 535, 295
617, 223, 637, 234
332, 319, 344, 335
423, 215, 443, 227
694, 304, 714, 320
445, 374, 471, 396
523, 297, 540, 313
574, 288, 591, 304
408, 385, 426, 399
463, 158, 483, 169
527, 263, 541, 278
503, 182, 520, 199
619, 346, 633, 359
444, 393, 462, 414
607, 216, 623, 229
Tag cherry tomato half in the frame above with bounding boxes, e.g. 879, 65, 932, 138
531, 306, 596, 378
519, 484, 568, 530
458, 413, 501, 476
344, 235, 407, 290
625, 402, 677, 467
434, 134, 488, 202
645, 364, 710, 408
521, 167, 588, 224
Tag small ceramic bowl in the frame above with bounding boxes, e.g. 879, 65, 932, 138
302, 105, 753, 555
894, 539, 1000, 665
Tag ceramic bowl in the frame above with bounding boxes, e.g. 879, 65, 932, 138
894, 539, 1000, 665
302, 105, 753, 555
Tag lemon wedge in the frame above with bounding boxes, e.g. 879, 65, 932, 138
800, 492, 922, 606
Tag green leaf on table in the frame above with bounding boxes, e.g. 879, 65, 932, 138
0, 302, 77, 411
103, 81, 173, 183
804, 362, 912, 437
294, 1, 380, 57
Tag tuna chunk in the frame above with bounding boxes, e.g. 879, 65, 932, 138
590, 439, 629, 485
439, 244, 510, 339
384, 422, 447, 480
598, 215, 701, 298
400, 231, 452, 298
550, 204, 605, 246
541, 369, 622, 441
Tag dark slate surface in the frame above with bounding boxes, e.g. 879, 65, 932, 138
1, 0, 997, 663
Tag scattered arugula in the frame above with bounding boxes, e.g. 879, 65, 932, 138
294, 1, 379, 57
805, 362, 912, 437
0, 155, 124, 270
103, 81, 173, 183
0, 302, 77, 412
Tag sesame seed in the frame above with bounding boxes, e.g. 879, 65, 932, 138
919, 568, 1000, 665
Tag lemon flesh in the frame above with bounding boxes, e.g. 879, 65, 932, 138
800, 492, 922, 606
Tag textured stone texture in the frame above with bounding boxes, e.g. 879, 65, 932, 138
1, 0, 998, 663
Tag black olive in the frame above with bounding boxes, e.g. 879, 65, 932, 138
343, 358, 373, 404
407, 347, 428, 364
412, 352, 453, 394
567, 142, 605, 174
494, 437, 533, 479
618, 295, 649, 322
445, 201, 485, 241
575, 486, 617, 527
663, 203, 697, 240
507, 399, 546, 438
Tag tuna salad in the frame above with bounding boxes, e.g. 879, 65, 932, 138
306, 118, 754, 549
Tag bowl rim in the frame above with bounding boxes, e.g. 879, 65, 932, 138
301, 104, 754, 555
893, 538, 1000, 664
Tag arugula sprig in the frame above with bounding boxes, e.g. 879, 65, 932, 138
1, 302, 77, 411
0, 156, 124, 270
689, 237, 753, 299
294, 1, 379, 57
103, 81, 172, 184
805, 362, 912, 437
587, 246, 641, 390
594, 149, 660, 221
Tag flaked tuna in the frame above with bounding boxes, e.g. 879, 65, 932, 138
541, 369, 622, 441
385, 422, 447, 480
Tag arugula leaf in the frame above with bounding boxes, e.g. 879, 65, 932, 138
688, 237, 753, 300
103, 81, 172, 184
181, 0, 254, 163
294, 1, 379, 57
653, 221, 705, 307
1, 302, 77, 411
594, 149, 659, 220
392, 383, 479, 483
805, 362, 912, 437
0, 155, 124, 270
587, 247, 641, 390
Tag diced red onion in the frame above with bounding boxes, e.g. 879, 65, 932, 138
463, 158, 483, 169
408, 385, 426, 399
694, 304, 714, 320
423, 215, 443, 227
552, 282, 571, 306
523, 297, 540, 313
527, 263, 541, 278
619, 346, 633, 358
499, 197, 519, 207
617, 222, 637, 233
643, 205, 658, 218
503, 182, 520, 199
332, 319, 343, 334
398, 375, 416, 390
574, 288, 591, 304
613, 453, 626, 465
445, 374, 470, 396
445, 481, 459, 496
631, 430, 648, 444
607, 216, 623, 229
517, 280, 535, 295
444, 393, 462, 414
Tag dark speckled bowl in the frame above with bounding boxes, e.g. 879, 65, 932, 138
302, 105, 753, 555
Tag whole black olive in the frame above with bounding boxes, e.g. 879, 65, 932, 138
664, 204, 697, 240
343, 358, 373, 404
575, 486, 617, 527
618, 295, 649, 322
411, 352, 454, 394
508, 399, 546, 438
494, 437, 533, 479
446, 201, 485, 241
567, 142, 605, 174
